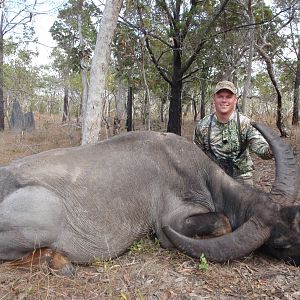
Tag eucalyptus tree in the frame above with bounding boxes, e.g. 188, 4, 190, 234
4, 44, 42, 122
121, 0, 300, 134
186, 1, 251, 119
272, 0, 300, 125
112, 19, 169, 129
81, 0, 123, 144
293, 39, 300, 125
50, 48, 73, 121
111, 23, 142, 126
0, 0, 37, 130
252, 0, 299, 135
119, 0, 231, 135
206, 0, 298, 134
123, 0, 278, 134
239, 0, 255, 113
50, 0, 99, 122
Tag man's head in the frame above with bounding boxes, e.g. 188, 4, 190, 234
213, 81, 237, 121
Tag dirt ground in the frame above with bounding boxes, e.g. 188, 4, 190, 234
0, 114, 299, 299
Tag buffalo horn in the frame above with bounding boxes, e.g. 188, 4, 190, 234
252, 123, 300, 200
163, 217, 271, 262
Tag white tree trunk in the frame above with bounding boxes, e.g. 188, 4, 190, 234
140, 39, 151, 131
241, 0, 254, 113
116, 77, 126, 119
78, 8, 89, 122
81, 0, 123, 145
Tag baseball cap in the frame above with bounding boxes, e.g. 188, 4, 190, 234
214, 81, 237, 94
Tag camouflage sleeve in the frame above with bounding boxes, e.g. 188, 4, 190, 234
246, 125, 273, 160
193, 124, 205, 151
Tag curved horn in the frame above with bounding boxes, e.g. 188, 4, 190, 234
252, 123, 300, 200
163, 217, 271, 262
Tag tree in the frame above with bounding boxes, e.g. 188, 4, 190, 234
255, 38, 287, 137
50, 0, 99, 122
292, 38, 300, 125
252, 0, 299, 134
240, 0, 255, 113
4, 45, 41, 115
136, 0, 231, 135
0, 0, 36, 130
81, 0, 123, 144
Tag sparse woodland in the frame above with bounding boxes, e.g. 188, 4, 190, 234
0, 0, 299, 139
0, 0, 299, 298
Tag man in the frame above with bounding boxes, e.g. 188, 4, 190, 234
193, 80, 273, 185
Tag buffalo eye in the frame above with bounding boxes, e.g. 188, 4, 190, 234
271, 237, 292, 249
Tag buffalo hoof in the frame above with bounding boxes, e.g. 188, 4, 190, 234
47, 250, 76, 277
50, 262, 76, 277
5, 248, 75, 277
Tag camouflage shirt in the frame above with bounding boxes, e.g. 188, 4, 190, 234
193, 111, 273, 179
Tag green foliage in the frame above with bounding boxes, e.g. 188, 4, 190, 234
50, 0, 100, 74
253, 2, 273, 22
253, 72, 275, 98
128, 237, 160, 254
129, 240, 146, 253
4, 38, 18, 56
198, 253, 208, 271
2, 0, 299, 127
153, 237, 160, 247
91, 258, 114, 269
4, 47, 41, 109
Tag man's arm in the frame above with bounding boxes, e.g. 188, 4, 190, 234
193, 125, 205, 150
247, 125, 273, 159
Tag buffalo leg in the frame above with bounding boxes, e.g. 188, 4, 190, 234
0, 186, 74, 275
182, 212, 232, 238
5, 248, 75, 276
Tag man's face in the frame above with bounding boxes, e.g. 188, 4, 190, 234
214, 89, 237, 116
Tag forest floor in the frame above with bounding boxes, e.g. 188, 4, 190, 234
0, 114, 299, 299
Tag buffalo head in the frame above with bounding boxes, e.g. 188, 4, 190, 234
163, 123, 300, 265
261, 206, 300, 265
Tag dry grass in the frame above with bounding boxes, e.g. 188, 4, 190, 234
0, 244, 299, 299
0, 113, 299, 299
0, 114, 81, 165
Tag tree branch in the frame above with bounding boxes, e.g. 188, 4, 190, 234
2, 0, 37, 35
144, 36, 172, 85
180, 0, 231, 76
119, 18, 173, 48
181, 0, 199, 41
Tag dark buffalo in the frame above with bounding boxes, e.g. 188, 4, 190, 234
0, 124, 299, 275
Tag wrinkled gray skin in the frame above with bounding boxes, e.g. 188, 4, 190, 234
0, 124, 299, 265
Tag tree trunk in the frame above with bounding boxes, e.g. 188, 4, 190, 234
77, 0, 89, 121
115, 78, 126, 120
167, 80, 182, 135
126, 86, 133, 132
10, 100, 24, 131
241, 0, 254, 113
292, 39, 300, 125
141, 41, 151, 131
167, 48, 183, 135
192, 97, 197, 122
200, 78, 207, 119
256, 44, 287, 137
62, 86, 69, 122
160, 98, 165, 123
0, 12, 4, 131
140, 0, 229, 136
81, 0, 123, 145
